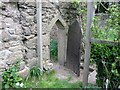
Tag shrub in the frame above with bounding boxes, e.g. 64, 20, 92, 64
91, 44, 120, 89
29, 66, 42, 79
2, 64, 24, 89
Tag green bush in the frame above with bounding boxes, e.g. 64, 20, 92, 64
90, 3, 120, 89
91, 44, 120, 89
28, 66, 42, 80
91, 4, 120, 41
2, 64, 24, 89
50, 39, 58, 61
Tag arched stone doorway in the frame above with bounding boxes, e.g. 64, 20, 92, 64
47, 15, 68, 65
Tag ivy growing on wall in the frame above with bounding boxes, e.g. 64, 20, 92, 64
65, 0, 87, 26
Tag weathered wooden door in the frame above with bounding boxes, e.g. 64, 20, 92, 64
66, 20, 82, 76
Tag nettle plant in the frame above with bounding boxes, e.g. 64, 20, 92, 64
2, 62, 25, 89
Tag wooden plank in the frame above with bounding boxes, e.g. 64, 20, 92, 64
66, 20, 82, 76
91, 38, 120, 46
36, 0, 43, 70
83, 1, 94, 86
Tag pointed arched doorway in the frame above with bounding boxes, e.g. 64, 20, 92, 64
47, 15, 68, 65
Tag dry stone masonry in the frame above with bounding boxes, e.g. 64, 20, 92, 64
0, 0, 81, 78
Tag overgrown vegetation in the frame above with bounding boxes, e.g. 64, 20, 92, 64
1, 1, 120, 89
2, 61, 24, 89
27, 66, 42, 80
50, 39, 58, 62
90, 3, 120, 89
24, 70, 83, 88
67, 2, 120, 89
91, 44, 120, 89
66, 0, 87, 28
91, 4, 120, 41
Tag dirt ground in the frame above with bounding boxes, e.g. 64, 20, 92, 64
53, 63, 97, 84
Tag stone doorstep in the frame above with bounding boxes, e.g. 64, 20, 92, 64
88, 70, 97, 84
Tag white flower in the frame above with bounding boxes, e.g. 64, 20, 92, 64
20, 83, 24, 87
118, 85, 120, 89
105, 79, 109, 89
16, 82, 20, 86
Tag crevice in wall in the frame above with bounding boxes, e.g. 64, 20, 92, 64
16, 2, 20, 10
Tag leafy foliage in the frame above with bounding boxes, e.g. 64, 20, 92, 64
91, 3, 120, 88
91, 44, 120, 89
107, 4, 120, 41
65, 1, 87, 26
28, 66, 42, 80
50, 39, 58, 61
91, 4, 120, 41
2, 62, 24, 89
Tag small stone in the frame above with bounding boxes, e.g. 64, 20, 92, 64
17, 66, 30, 79
25, 37, 37, 49
26, 8, 36, 15
3, 42, 10, 49
0, 41, 3, 50
4, 18, 14, 24
0, 50, 12, 60
8, 45, 23, 52
6, 51, 23, 65
43, 60, 53, 71
0, 30, 2, 41
22, 27, 31, 36
25, 0, 36, 7
9, 41, 21, 47
1, 0, 10, 2
26, 16, 34, 22
23, 35, 35, 40
27, 58, 37, 68
42, 1, 55, 8
42, 24, 48, 34
0, 23, 2, 29
42, 46, 50, 60
88, 70, 97, 84
19, 61, 26, 71
2, 29, 16, 42
0, 1, 2, 8
8, 28, 15, 34
26, 49, 36, 59
42, 34, 50, 46
31, 24, 37, 34
0, 61, 8, 69
15, 25, 23, 35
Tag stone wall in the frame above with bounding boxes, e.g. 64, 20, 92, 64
0, 1, 25, 75
0, 0, 77, 77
